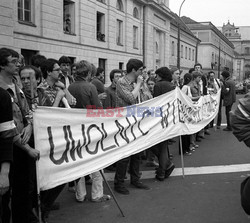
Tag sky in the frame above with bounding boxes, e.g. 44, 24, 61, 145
169, 0, 250, 27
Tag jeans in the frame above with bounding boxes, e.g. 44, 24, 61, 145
40, 184, 65, 219
217, 97, 223, 126
75, 171, 103, 201
0, 190, 11, 223
114, 153, 141, 187
151, 140, 171, 177
190, 134, 196, 147
225, 104, 233, 129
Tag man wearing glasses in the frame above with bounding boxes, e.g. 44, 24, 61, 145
0, 47, 40, 223
38, 58, 76, 222
114, 59, 150, 195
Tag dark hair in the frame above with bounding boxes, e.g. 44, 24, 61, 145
221, 70, 230, 79
19, 65, 42, 81
155, 67, 172, 82
147, 69, 154, 75
75, 60, 92, 78
183, 73, 192, 85
96, 67, 104, 77
146, 76, 156, 84
31, 54, 47, 68
208, 71, 215, 78
0, 48, 19, 72
126, 59, 143, 74
170, 67, 179, 74
189, 68, 195, 74
194, 63, 202, 69
40, 59, 59, 79
109, 69, 122, 82
192, 71, 202, 80
58, 56, 71, 65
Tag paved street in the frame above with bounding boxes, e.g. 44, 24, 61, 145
49, 95, 250, 223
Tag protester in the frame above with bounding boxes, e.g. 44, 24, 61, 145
194, 63, 210, 137
91, 67, 105, 93
38, 58, 76, 222
114, 58, 150, 195
0, 47, 40, 223
20, 65, 43, 222
170, 67, 181, 87
20, 65, 41, 109
221, 70, 236, 131
58, 55, 74, 88
180, 73, 195, 155
103, 69, 122, 109
146, 77, 156, 95
147, 69, 156, 78
150, 67, 175, 181
68, 60, 111, 203
0, 87, 17, 223
230, 92, 250, 215
207, 71, 220, 128
145, 77, 159, 167
189, 71, 203, 143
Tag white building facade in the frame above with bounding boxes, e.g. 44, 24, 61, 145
0, 0, 175, 85
183, 17, 235, 77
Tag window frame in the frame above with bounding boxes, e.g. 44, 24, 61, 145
133, 26, 139, 49
96, 12, 105, 42
171, 41, 175, 56
133, 7, 139, 19
116, 19, 123, 45
63, 0, 76, 35
18, 0, 35, 26
116, 0, 124, 12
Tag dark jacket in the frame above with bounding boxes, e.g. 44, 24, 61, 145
153, 79, 175, 97
68, 77, 102, 109
222, 77, 236, 106
231, 93, 250, 146
103, 83, 116, 109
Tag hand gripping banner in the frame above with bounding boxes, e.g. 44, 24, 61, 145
34, 88, 221, 190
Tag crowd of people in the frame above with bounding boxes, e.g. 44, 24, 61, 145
0, 47, 236, 223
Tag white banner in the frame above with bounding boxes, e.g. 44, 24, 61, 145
34, 88, 220, 190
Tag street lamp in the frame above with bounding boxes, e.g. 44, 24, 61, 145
177, 0, 186, 69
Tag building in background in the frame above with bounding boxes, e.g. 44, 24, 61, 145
169, 12, 200, 75
182, 16, 234, 78
0, 0, 174, 86
221, 21, 250, 81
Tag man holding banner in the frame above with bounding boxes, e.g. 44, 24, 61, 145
114, 59, 150, 195
38, 58, 76, 222
68, 60, 111, 203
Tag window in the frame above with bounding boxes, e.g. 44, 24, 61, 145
133, 26, 138, 49
192, 49, 195, 61
171, 41, 175, 56
97, 12, 105, 41
185, 47, 187, 59
99, 58, 106, 83
155, 42, 159, 54
116, 19, 123, 45
245, 47, 250, 55
18, 0, 33, 23
181, 45, 183, 58
189, 48, 191, 60
212, 53, 214, 63
97, 0, 106, 3
63, 0, 75, 34
116, 0, 124, 12
119, 62, 124, 70
133, 7, 139, 19
21, 49, 38, 65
